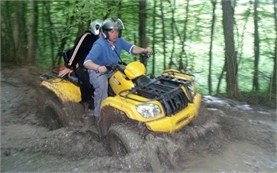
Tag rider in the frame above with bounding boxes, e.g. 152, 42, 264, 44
59, 19, 103, 110
84, 18, 152, 121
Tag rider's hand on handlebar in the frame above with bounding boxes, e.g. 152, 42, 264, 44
97, 66, 107, 73
143, 47, 153, 55
58, 67, 72, 77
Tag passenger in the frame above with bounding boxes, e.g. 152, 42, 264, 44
59, 19, 103, 111
84, 18, 152, 121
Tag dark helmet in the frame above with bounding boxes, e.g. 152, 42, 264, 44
101, 18, 125, 38
89, 19, 103, 35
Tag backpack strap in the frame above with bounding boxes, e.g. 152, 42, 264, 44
68, 32, 91, 66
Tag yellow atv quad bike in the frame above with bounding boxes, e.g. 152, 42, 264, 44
39, 56, 201, 156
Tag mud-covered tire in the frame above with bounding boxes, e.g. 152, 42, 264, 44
38, 86, 85, 130
107, 124, 143, 156
43, 98, 65, 130
37, 87, 67, 130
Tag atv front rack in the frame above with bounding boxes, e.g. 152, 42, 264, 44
119, 74, 194, 116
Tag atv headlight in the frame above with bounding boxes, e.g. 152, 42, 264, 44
136, 103, 161, 118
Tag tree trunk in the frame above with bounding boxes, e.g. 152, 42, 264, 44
41, 3, 47, 57
14, 2, 27, 64
178, 0, 189, 71
139, 0, 148, 66
133, 33, 137, 61
169, 0, 176, 69
208, 0, 217, 95
1, 1, 15, 62
253, 0, 260, 91
216, 62, 226, 94
27, 1, 38, 65
44, 2, 56, 66
13, 2, 21, 63
221, 0, 239, 98
160, 0, 166, 70
151, 0, 157, 75
269, 0, 277, 99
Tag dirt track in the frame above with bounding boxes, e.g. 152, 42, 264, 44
1, 65, 276, 172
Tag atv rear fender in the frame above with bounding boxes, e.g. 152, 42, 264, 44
41, 78, 81, 103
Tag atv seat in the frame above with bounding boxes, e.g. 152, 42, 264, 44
67, 72, 79, 84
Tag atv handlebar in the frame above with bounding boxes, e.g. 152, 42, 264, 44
139, 53, 152, 65
105, 54, 151, 74
106, 63, 126, 73
141, 53, 151, 59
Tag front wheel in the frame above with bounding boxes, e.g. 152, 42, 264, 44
107, 124, 143, 156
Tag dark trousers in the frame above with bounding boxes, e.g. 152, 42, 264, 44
75, 67, 94, 107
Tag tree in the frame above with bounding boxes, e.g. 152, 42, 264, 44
237, 1, 251, 66
253, 0, 260, 91
1, 1, 15, 62
55, 2, 74, 66
151, 0, 157, 75
139, 0, 148, 66
160, 0, 167, 70
168, 0, 176, 69
221, 0, 239, 98
14, 1, 27, 63
269, 0, 277, 99
178, 0, 190, 71
44, 2, 56, 66
208, 0, 217, 94
27, 1, 38, 64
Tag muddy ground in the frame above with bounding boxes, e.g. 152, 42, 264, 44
1, 65, 276, 172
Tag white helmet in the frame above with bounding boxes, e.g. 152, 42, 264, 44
89, 19, 103, 35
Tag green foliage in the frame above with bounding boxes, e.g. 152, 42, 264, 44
1, 0, 275, 98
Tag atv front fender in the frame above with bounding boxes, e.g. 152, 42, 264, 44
100, 96, 164, 122
41, 78, 81, 103
100, 93, 201, 133
145, 93, 201, 133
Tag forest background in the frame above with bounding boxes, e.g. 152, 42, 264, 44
1, 0, 276, 105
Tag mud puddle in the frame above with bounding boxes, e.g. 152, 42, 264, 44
1, 65, 276, 172
185, 141, 277, 172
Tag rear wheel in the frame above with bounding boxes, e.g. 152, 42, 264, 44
38, 87, 67, 130
107, 124, 143, 156
43, 98, 65, 130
